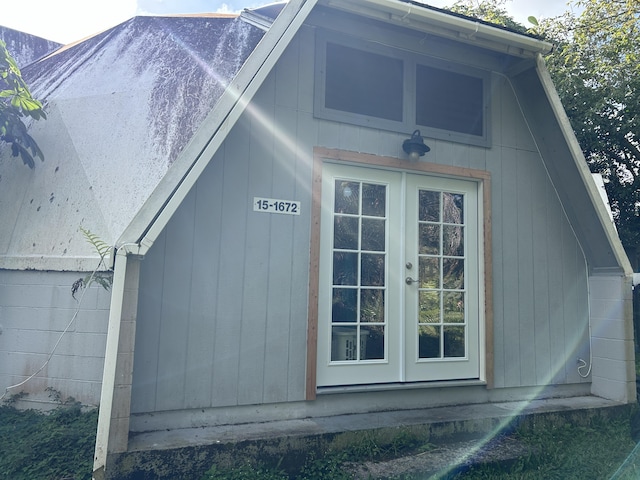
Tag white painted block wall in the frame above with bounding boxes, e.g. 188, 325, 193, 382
589, 274, 636, 403
0, 270, 109, 408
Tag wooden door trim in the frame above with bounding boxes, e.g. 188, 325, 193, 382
306, 147, 494, 400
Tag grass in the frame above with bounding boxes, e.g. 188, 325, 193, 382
453, 416, 640, 479
0, 401, 98, 480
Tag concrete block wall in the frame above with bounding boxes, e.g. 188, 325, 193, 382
589, 274, 636, 403
0, 269, 110, 407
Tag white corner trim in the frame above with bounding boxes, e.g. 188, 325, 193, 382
93, 250, 128, 473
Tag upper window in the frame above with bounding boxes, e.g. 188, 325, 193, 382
416, 64, 484, 137
325, 43, 404, 122
315, 34, 491, 147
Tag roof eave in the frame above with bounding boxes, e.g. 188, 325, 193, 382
322, 0, 553, 58
532, 55, 633, 276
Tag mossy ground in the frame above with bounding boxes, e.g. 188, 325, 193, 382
1, 401, 638, 479
0, 402, 97, 480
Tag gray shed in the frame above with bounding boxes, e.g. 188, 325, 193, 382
0, 1, 635, 478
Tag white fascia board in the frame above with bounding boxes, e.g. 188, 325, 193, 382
534, 54, 633, 276
117, 0, 317, 254
323, 0, 553, 57
591, 173, 615, 225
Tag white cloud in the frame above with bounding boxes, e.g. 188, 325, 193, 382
3, 0, 136, 43
216, 3, 235, 14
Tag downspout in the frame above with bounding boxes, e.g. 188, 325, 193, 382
92, 247, 128, 479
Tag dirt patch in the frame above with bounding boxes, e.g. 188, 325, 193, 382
345, 435, 532, 479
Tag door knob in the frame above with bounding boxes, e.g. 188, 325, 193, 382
405, 276, 418, 285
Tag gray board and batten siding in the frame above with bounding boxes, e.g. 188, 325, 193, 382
131, 10, 591, 419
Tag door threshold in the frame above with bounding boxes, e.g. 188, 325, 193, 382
317, 379, 487, 395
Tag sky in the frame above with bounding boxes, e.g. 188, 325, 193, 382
2, 0, 577, 45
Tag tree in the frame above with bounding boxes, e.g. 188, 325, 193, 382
451, 0, 640, 252
538, 0, 640, 252
0, 39, 46, 168
449, 0, 528, 34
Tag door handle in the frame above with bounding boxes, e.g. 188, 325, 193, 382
405, 276, 418, 285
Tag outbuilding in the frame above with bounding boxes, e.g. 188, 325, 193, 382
0, 1, 635, 478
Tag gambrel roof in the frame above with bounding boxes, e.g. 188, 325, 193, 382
0, 0, 631, 276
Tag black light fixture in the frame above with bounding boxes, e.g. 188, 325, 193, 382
402, 129, 430, 161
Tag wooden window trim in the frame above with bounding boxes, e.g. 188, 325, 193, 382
306, 147, 494, 400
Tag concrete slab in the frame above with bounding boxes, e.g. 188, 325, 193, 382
103, 395, 632, 479
128, 395, 623, 452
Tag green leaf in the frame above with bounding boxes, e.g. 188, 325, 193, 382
0, 39, 46, 168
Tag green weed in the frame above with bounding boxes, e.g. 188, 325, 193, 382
0, 403, 98, 480
201, 462, 289, 480
453, 417, 638, 479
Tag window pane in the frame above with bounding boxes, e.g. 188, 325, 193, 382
361, 218, 385, 251
331, 326, 358, 361
334, 216, 359, 250
416, 64, 483, 136
419, 325, 440, 358
325, 43, 404, 122
362, 326, 385, 360
361, 253, 385, 286
443, 258, 464, 289
443, 292, 464, 323
335, 181, 359, 214
443, 193, 464, 224
333, 252, 358, 285
419, 291, 440, 324
444, 326, 465, 357
419, 257, 440, 289
419, 190, 440, 221
443, 225, 464, 257
419, 224, 440, 255
361, 289, 384, 323
362, 184, 386, 217
332, 288, 357, 323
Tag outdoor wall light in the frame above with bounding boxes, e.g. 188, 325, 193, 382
402, 129, 430, 161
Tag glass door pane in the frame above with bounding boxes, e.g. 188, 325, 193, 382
331, 179, 387, 362
416, 190, 467, 360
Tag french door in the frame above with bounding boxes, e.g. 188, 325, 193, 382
316, 162, 481, 387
